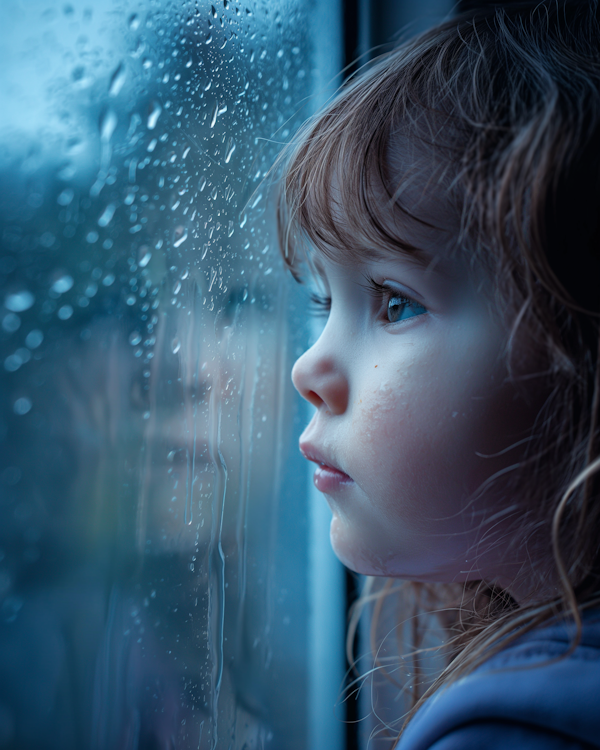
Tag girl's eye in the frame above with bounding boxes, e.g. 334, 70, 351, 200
387, 295, 427, 323
364, 276, 428, 324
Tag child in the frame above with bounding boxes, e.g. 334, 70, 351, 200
278, 0, 600, 747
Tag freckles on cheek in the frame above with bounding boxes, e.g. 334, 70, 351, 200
351, 377, 412, 476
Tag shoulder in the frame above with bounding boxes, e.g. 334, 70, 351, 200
397, 610, 600, 750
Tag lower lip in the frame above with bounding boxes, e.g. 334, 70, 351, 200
313, 465, 354, 493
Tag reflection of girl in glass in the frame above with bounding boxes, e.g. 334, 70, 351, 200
280, 2, 600, 746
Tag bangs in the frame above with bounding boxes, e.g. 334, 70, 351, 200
277, 27, 464, 280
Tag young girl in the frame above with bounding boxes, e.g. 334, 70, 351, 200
279, 0, 600, 747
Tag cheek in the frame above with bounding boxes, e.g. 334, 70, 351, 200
347, 346, 501, 521
350, 367, 437, 514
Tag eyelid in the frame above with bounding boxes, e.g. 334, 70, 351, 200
362, 276, 424, 306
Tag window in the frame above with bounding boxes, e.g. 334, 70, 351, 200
0, 1, 343, 747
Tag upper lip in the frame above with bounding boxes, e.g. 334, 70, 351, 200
299, 441, 350, 477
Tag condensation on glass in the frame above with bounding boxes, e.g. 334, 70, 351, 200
0, 1, 327, 747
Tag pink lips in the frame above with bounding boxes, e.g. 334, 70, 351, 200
299, 441, 354, 493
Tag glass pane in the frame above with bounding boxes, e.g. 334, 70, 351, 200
0, 1, 340, 747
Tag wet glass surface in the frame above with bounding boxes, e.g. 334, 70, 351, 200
0, 1, 325, 747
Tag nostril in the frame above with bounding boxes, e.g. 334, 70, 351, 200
304, 389, 325, 408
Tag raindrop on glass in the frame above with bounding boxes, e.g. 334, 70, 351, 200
98, 203, 116, 227
147, 100, 162, 130
172, 337, 181, 354
5, 291, 34, 313
13, 398, 32, 416
57, 305, 73, 320
99, 108, 118, 143
2, 314, 20, 333
25, 330, 43, 349
224, 138, 236, 164
129, 331, 142, 346
108, 62, 126, 97
210, 101, 219, 128
57, 188, 74, 206
50, 274, 74, 295
173, 228, 188, 248
138, 249, 152, 267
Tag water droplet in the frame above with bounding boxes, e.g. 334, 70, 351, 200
172, 337, 181, 354
129, 332, 142, 346
126, 295, 136, 306
102, 273, 115, 286
147, 100, 162, 130
58, 305, 73, 320
129, 13, 140, 29
85, 282, 98, 298
224, 138, 236, 164
50, 274, 74, 294
25, 330, 43, 348
173, 228, 188, 248
57, 188, 74, 206
98, 203, 116, 227
228, 221, 234, 237
2, 313, 20, 333
109, 62, 126, 96
205, 33, 212, 45
13, 397, 32, 415
4, 355, 21, 372
86, 231, 99, 244
5, 291, 34, 313
99, 108, 118, 143
173, 281, 182, 295
138, 249, 152, 267
210, 101, 219, 128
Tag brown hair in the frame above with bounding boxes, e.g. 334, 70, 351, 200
278, 0, 600, 739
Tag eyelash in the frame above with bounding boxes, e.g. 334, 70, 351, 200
309, 292, 332, 317
309, 278, 427, 323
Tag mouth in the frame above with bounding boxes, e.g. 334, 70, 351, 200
299, 441, 354, 493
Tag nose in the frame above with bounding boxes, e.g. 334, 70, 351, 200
291, 338, 349, 415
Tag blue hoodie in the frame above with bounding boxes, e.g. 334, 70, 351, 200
398, 610, 600, 749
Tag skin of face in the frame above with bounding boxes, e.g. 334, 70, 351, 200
292, 227, 544, 599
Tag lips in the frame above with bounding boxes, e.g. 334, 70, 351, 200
299, 441, 354, 493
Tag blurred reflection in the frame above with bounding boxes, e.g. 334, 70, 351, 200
0, 0, 313, 747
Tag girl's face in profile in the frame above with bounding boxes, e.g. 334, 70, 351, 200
292, 214, 542, 595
